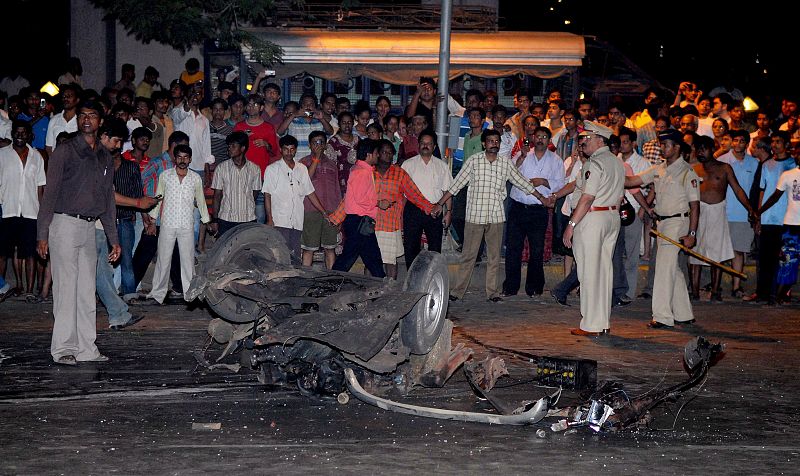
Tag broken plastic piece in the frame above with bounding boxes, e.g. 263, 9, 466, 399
344, 368, 553, 426
191, 422, 221, 430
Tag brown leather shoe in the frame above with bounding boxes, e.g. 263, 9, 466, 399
570, 328, 608, 337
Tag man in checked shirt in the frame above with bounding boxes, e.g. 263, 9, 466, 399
373, 139, 438, 279
436, 129, 546, 302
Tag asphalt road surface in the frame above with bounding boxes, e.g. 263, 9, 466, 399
1, 280, 798, 474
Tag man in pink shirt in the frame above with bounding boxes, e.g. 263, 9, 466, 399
328, 139, 385, 277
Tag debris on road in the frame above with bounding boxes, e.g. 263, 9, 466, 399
191, 422, 222, 430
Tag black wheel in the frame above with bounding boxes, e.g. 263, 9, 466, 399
400, 251, 449, 354
198, 224, 291, 323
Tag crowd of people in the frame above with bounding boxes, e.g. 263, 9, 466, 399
0, 58, 798, 362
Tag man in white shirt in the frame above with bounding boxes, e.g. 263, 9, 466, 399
262, 135, 328, 258
44, 84, 80, 155
0, 121, 46, 294
618, 127, 651, 300
170, 81, 214, 244
502, 126, 565, 297
0, 74, 29, 97
0, 114, 10, 141
757, 144, 800, 304
170, 82, 214, 174
146, 144, 210, 304
489, 105, 517, 160
401, 130, 454, 269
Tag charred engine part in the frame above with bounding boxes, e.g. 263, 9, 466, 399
561, 337, 725, 433
255, 340, 346, 396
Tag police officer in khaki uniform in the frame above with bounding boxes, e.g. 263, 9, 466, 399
562, 122, 626, 336
626, 129, 700, 328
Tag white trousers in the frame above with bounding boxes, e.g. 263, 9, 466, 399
147, 227, 194, 303
49, 214, 101, 361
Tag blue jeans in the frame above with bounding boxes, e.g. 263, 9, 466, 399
612, 225, 627, 301
95, 229, 132, 327
191, 169, 205, 245
117, 219, 136, 296
254, 193, 266, 224
552, 263, 579, 301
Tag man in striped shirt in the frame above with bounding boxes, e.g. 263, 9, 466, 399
436, 129, 543, 302
372, 139, 436, 279
209, 131, 262, 237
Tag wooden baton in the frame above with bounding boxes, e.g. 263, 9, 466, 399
649, 228, 747, 280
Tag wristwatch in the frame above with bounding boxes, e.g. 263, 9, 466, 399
689, 230, 696, 237
568, 220, 577, 228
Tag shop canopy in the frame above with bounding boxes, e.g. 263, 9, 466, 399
242, 29, 585, 85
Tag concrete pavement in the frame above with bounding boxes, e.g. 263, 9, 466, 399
0, 261, 798, 474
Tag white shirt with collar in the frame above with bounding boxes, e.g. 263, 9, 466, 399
619, 150, 649, 210
0, 115, 10, 140
170, 106, 214, 171
149, 168, 210, 229
0, 145, 46, 218
510, 149, 565, 205
401, 154, 453, 204
261, 159, 315, 231
45, 111, 78, 149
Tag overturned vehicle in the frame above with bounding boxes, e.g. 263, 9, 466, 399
187, 224, 471, 397
188, 224, 725, 429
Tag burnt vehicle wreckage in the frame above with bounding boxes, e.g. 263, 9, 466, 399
187, 224, 725, 431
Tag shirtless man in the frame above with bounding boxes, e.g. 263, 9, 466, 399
690, 135, 756, 301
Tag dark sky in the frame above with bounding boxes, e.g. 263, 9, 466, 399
2, 0, 70, 84
3, 0, 794, 105
501, 0, 794, 101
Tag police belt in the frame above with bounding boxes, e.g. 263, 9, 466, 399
655, 212, 690, 221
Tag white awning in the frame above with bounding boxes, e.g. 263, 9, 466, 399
242, 29, 585, 84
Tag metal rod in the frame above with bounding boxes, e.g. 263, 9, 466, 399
435, 0, 452, 158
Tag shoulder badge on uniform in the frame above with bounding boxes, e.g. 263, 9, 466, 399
691, 179, 698, 188
584, 170, 591, 180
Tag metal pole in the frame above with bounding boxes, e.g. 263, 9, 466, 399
435, 0, 452, 160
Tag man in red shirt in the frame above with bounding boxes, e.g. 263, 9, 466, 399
122, 127, 152, 173
232, 94, 280, 174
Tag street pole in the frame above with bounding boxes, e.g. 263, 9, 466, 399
435, 0, 452, 163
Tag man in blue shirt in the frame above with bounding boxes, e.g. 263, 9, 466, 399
718, 129, 759, 297
750, 132, 796, 303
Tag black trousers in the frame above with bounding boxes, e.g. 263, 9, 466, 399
332, 215, 385, 278
552, 197, 573, 257
217, 218, 254, 237
503, 201, 547, 295
756, 225, 783, 300
403, 202, 443, 270
612, 224, 627, 301
133, 227, 184, 293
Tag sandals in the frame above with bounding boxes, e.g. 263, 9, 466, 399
55, 355, 77, 366
26, 294, 45, 304
731, 288, 745, 299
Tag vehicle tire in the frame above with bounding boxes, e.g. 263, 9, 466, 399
199, 223, 291, 323
400, 251, 449, 354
